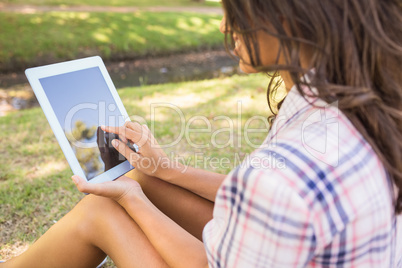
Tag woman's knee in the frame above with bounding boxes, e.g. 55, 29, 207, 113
125, 169, 160, 191
70, 195, 127, 241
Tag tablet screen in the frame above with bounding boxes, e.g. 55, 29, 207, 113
39, 67, 127, 180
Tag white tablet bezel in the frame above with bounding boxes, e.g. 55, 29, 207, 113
25, 56, 134, 184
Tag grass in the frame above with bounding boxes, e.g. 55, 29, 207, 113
2, 0, 221, 7
0, 74, 281, 266
0, 11, 223, 72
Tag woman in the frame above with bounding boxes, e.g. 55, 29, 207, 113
2, 0, 402, 267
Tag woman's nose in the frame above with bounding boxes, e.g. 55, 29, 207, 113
219, 16, 228, 34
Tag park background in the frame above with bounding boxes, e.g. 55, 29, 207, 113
0, 1, 278, 266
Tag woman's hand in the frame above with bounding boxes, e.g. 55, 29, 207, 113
72, 175, 144, 207
101, 122, 173, 180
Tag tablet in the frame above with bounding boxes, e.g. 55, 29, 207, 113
25, 56, 135, 184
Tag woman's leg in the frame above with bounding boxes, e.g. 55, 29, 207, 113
3, 195, 169, 268
2, 171, 214, 267
126, 169, 214, 240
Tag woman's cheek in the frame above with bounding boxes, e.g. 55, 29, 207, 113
239, 59, 258, 73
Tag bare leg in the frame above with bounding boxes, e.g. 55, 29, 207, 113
3, 195, 169, 268
2, 170, 214, 267
126, 169, 214, 240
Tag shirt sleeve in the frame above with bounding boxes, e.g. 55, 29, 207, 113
203, 164, 317, 268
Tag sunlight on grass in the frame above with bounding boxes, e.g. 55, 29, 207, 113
177, 18, 193, 30
87, 16, 102, 24
0, 242, 29, 261
30, 17, 43, 24
78, 13, 90, 20
126, 32, 146, 44
27, 161, 68, 180
146, 25, 176, 36
136, 81, 229, 109
190, 17, 204, 27
93, 32, 111, 43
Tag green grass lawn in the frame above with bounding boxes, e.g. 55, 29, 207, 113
3, 0, 220, 7
0, 74, 282, 266
0, 11, 223, 72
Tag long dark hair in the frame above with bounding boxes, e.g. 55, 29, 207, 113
222, 0, 402, 213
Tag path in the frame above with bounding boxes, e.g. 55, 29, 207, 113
0, 4, 223, 15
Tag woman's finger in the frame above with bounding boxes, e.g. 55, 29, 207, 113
111, 139, 141, 166
125, 121, 143, 132
72, 175, 115, 197
124, 122, 148, 146
129, 122, 150, 147
101, 125, 126, 135
119, 135, 128, 144
101, 121, 142, 134
101, 125, 142, 144
72, 175, 139, 203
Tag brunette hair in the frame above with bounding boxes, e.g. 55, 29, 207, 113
222, 0, 402, 213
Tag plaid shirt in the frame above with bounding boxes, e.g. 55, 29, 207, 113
203, 85, 402, 267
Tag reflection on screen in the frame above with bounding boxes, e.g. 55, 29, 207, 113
40, 67, 126, 180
